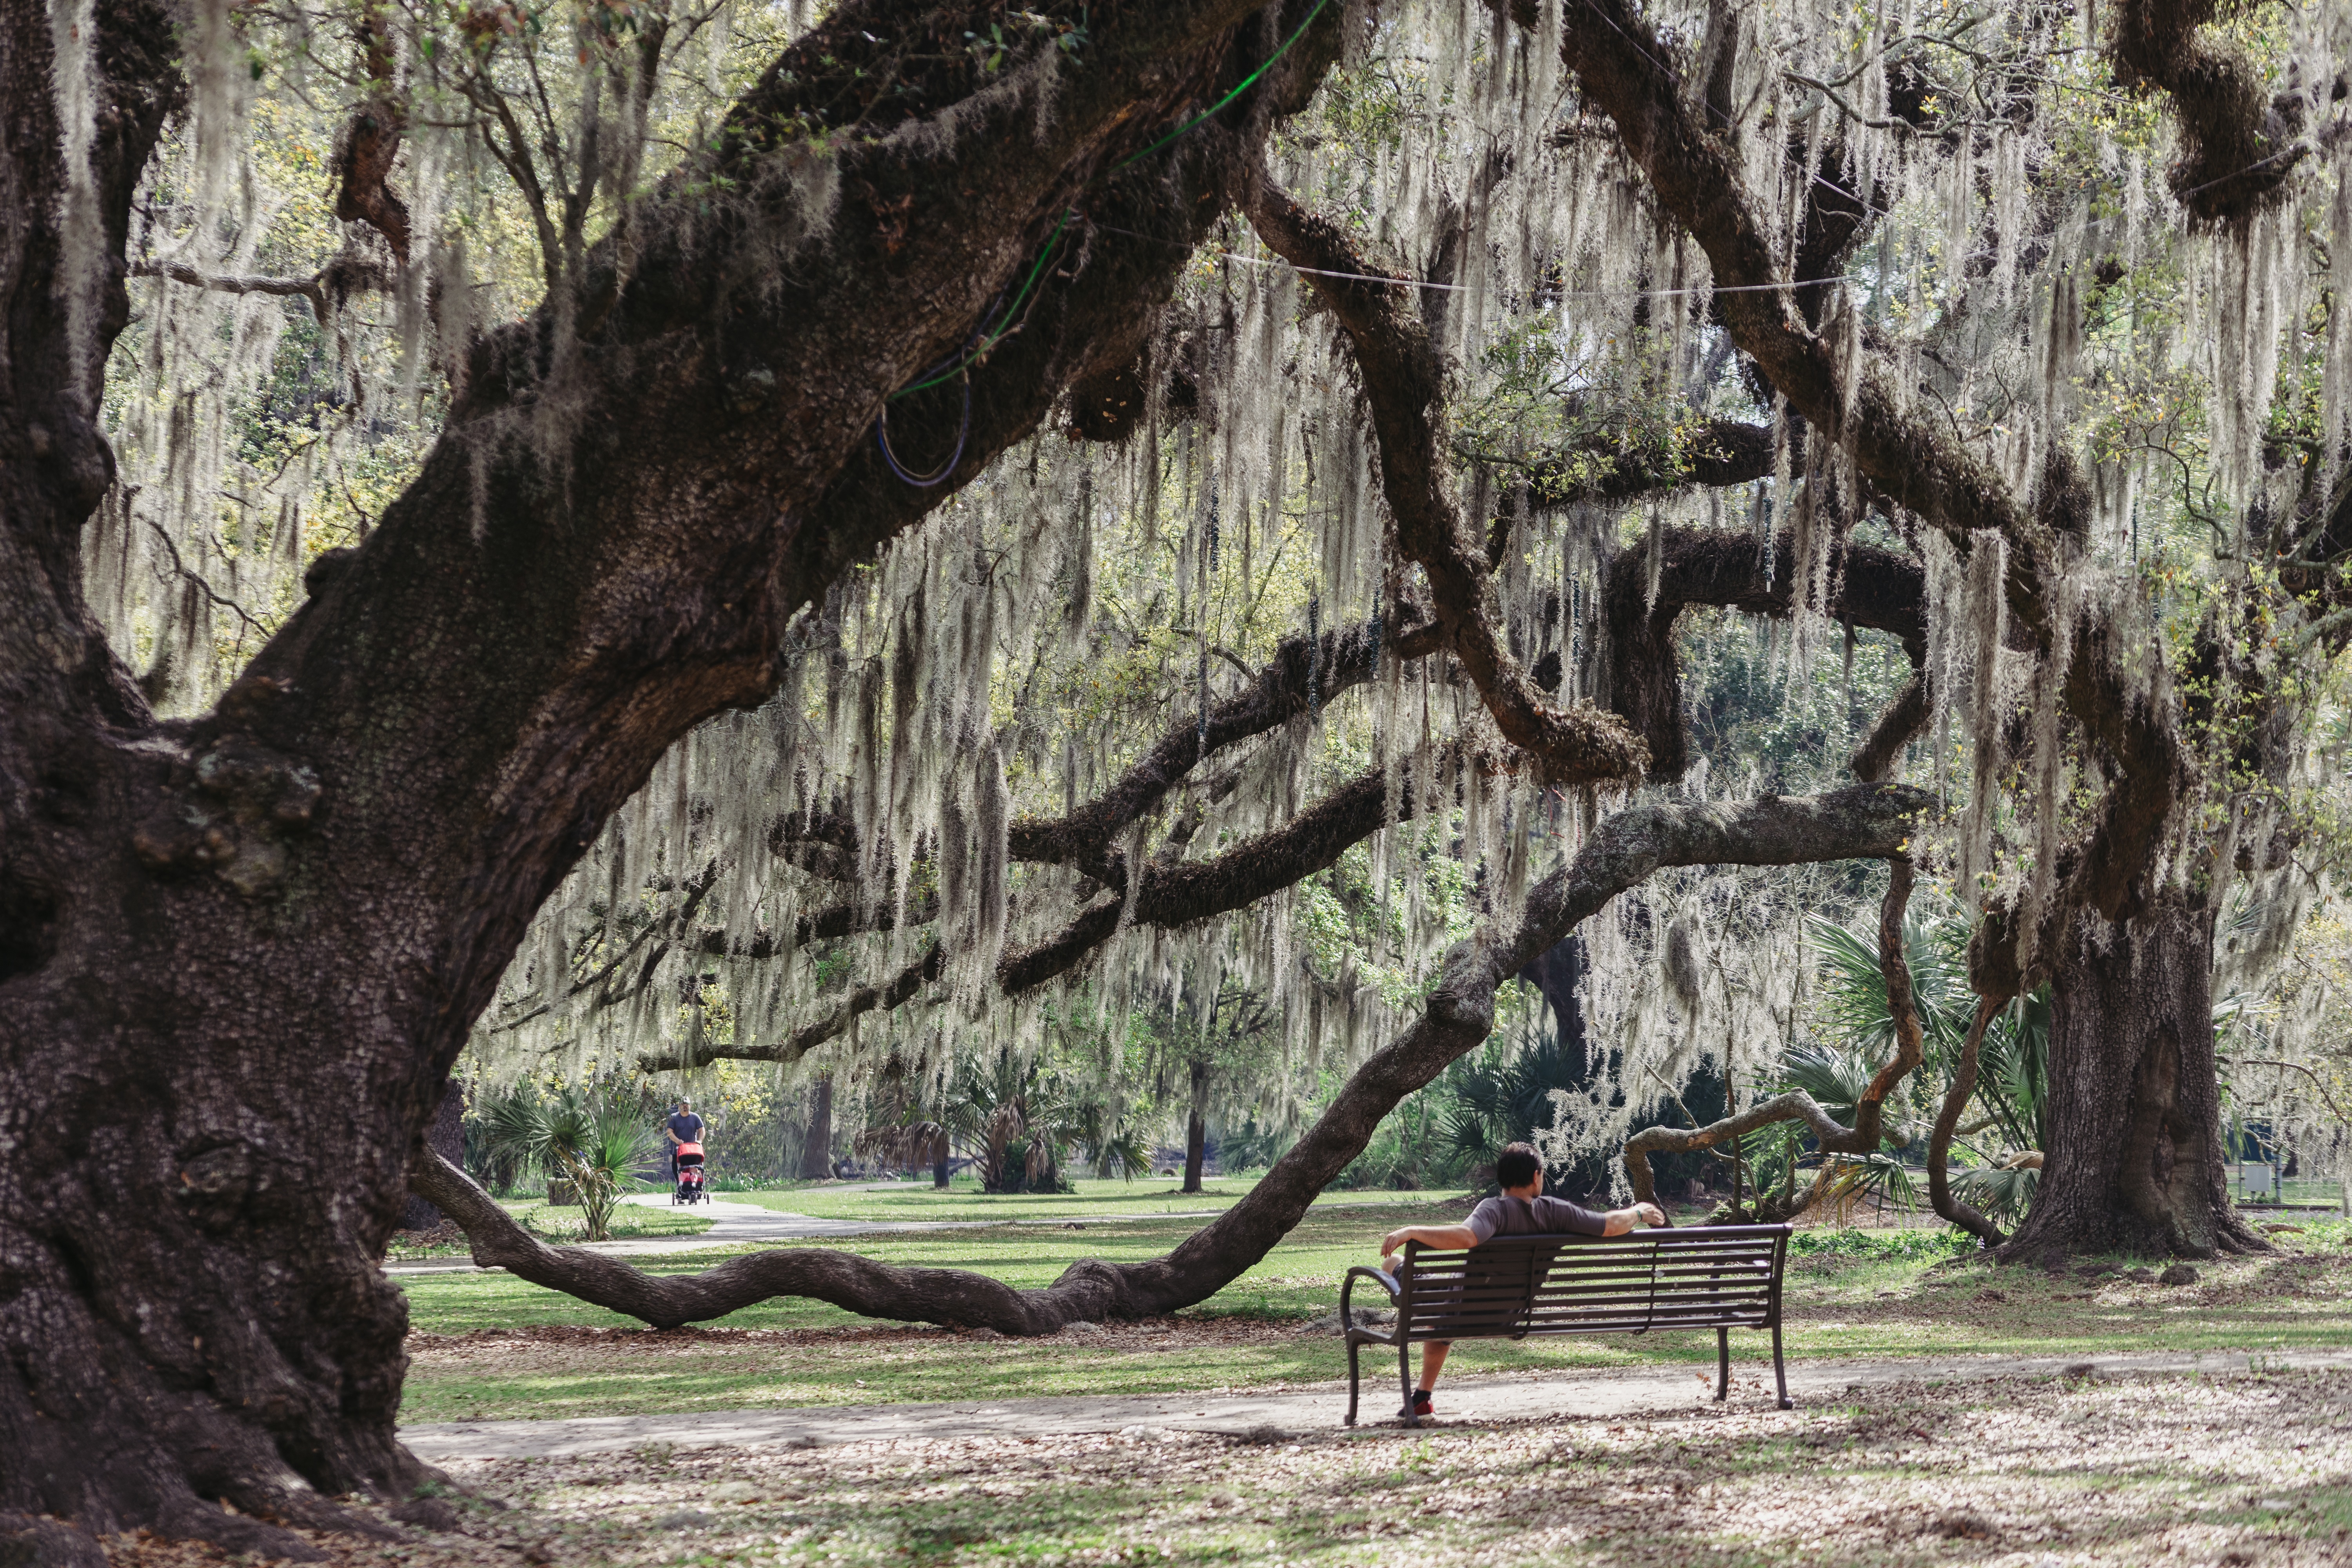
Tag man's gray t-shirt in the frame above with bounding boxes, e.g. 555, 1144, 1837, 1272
1465, 1193, 1607, 1243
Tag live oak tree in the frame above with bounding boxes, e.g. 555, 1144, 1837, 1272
4, 0, 2346, 1561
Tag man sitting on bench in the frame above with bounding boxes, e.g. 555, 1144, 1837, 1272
1376, 1142, 1666, 1419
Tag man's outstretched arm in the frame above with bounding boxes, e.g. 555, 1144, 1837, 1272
1598, 1203, 1667, 1236
1379, 1223, 1481, 1268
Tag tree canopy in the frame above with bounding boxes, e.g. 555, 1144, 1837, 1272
5, 0, 2351, 1556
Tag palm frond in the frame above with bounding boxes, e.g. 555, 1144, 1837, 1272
1782, 1042, 1877, 1122
1951, 1161, 2039, 1225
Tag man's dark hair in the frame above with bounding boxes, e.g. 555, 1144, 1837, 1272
1495, 1142, 1542, 1189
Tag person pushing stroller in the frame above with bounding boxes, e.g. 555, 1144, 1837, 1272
665, 1100, 708, 1205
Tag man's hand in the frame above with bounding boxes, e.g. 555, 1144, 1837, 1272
1633, 1202, 1664, 1227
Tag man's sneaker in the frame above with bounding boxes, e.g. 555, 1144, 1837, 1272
1399, 1390, 1434, 1420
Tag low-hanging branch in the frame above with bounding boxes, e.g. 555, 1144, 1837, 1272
650, 637, 1460, 1060
129, 243, 396, 326
425, 782, 1933, 1332
1927, 991, 2012, 1245
997, 736, 1479, 995
690, 891, 938, 962
639, 942, 944, 1073
663, 736, 1475, 1069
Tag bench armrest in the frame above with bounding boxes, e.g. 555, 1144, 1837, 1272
1339, 1265, 1399, 1336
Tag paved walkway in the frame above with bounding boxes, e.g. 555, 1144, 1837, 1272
399, 1345, 2352, 1461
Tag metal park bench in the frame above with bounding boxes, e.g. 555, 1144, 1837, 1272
1338, 1223, 1796, 1426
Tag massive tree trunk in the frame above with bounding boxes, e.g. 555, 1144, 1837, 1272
1183, 1060, 1210, 1194
2001, 898, 2263, 1263
799, 1075, 834, 1181
0, 2, 1343, 1557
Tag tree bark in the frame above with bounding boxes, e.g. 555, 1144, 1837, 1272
399, 1083, 467, 1230
1928, 995, 2009, 1246
2001, 898, 2265, 1263
799, 1075, 835, 1181
1183, 1060, 1210, 1194
0, 2, 1346, 1557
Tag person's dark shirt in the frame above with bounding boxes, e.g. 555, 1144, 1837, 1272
1463, 1193, 1606, 1243
667, 1112, 704, 1144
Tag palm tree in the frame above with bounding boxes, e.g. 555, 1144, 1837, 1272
478, 1087, 657, 1241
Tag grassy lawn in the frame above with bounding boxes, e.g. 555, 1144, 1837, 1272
717, 1174, 1468, 1221
397, 1207, 2352, 1424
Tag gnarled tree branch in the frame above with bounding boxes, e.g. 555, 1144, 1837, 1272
2109, 0, 2328, 223
1244, 175, 1650, 788
1928, 993, 2011, 1245
432, 783, 1933, 1330
1008, 604, 1444, 866
1622, 852, 1927, 1206
1606, 524, 1927, 782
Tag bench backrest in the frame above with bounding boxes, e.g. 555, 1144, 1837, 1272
1396, 1224, 1792, 1341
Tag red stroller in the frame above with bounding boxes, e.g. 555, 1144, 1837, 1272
671, 1142, 708, 1205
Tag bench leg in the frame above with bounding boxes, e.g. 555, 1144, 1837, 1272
1715, 1327, 1730, 1401
1771, 1319, 1791, 1409
1345, 1341, 1360, 1428
1400, 1343, 1418, 1428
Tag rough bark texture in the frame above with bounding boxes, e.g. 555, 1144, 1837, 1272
420, 785, 1933, 1332
2000, 900, 2263, 1263
0, 1, 1346, 1555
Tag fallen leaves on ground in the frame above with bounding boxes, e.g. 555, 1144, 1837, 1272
103, 1366, 2352, 1567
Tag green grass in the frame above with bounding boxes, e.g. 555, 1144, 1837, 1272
397, 1209, 2352, 1424
717, 1173, 1471, 1221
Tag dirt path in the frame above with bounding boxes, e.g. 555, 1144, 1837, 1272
398, 1344, 2352, 1460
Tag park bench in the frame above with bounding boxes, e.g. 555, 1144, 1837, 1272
1337, 1223, 1795, 1426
